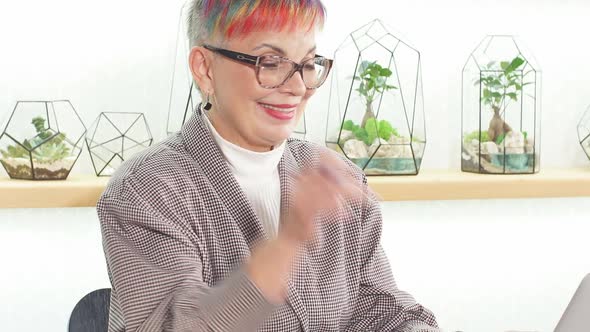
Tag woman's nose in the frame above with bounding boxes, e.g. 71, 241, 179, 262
280, 69, 307, 96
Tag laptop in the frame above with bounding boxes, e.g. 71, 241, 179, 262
554, 273, 590, 332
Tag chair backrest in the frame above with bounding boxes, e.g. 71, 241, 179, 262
68, 288, 111, 332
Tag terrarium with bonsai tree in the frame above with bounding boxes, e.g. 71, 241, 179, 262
578, 105, 590, 161
0, 100, 86, 180
462, 35, 541, 174
325, 19, 426, 175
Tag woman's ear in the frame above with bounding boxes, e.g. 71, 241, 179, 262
189, 46, 213, 94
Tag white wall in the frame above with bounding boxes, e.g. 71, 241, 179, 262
1, 198, 589, 331
1, 0, 590, 174
0, 208, 110, 331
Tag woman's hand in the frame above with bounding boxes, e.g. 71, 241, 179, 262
246, 152, 365, 304
281, 153, 362, 243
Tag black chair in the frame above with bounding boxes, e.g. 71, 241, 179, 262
68, 288, 111, 332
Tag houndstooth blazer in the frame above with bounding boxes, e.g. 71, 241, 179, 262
97, 108, 439, 332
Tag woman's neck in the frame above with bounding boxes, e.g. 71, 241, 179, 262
202, 112, 285, 179
207, 110, 274, 152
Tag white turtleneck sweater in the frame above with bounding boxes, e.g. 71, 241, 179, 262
203, 114, 284, 238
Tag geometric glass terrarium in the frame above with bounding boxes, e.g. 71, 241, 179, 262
165, 1, 308, 139
578, 105, 590, 161
85, 112, 153, 176
325, 19, 426, 175
0, 100, 86, 180
166, 1, 200, 137
462, 35, 541, 174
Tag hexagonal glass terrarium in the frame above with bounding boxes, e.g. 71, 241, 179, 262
0, 100, 86, 180
325, 19, 426, 175
165, 1, 307, 139
462, 35, 541, 174
578, 105, 590, 161
85, 112, 153, 176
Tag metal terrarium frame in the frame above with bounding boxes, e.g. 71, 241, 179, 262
0, 100, 87, 180
85, 112, 153, 176
461, 35, 541, 175
325, 19, 426, 176
577, 105, 590, 161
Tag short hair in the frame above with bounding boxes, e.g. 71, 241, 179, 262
187, 0, 326, 47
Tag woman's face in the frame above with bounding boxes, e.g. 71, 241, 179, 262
196, 28, 318, 152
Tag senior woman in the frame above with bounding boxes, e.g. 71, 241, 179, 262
98, 0, 439, 331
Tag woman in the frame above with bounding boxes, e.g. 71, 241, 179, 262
98, 0, 439, 331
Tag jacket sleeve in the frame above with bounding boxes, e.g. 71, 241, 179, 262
97, 178, 275, 332
344, 178, 440, 332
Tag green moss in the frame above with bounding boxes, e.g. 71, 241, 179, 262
342, 120, 355, 131
464, 130, 490, 144
341, 119, 400, 146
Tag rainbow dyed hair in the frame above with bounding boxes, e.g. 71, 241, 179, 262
187, 0, 326, 46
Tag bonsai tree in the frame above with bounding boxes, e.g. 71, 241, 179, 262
0, 117, 70, 163
354, 60, 397, 127
475, 56, 531, 143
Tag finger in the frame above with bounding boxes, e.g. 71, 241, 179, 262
308, 169, 347, 211
316, 157, 382, 203
337, 180, 378, 206
295, 169, 340, 212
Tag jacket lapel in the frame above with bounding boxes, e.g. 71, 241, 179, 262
182, 109, 309, 331
181, 109, 267, 247
279, 145, 310, 332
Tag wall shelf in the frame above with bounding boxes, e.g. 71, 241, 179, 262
1, 169, 589, 208
367, 168, 590, 201
0, 176, 110, 209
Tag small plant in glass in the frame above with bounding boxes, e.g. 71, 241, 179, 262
85, 112, 153, 176
0, 100, 86, 180
325, 19, 426, 175
462, 35, 541, 174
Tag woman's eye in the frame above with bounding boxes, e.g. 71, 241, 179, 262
304, 64, 316, 71
261, 62, 279, 69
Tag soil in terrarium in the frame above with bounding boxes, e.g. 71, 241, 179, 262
462, 130, 536, 173
1, 157, 73, 180
1, 159, 33, 179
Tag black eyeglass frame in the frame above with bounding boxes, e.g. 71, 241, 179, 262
203, 44, 333, 89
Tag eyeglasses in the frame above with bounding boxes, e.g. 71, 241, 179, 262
203, 44, 333, 90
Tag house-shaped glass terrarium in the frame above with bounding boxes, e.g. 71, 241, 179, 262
325, 19, 426, 175
85, 112, 153, 176
578, 105, 590, 161
462, 35, 541, 174
0, 100, 86, 180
